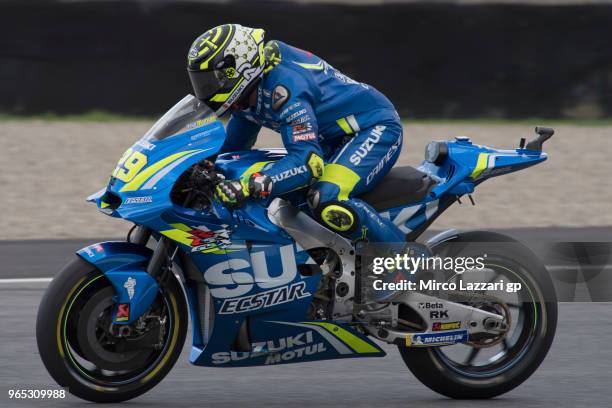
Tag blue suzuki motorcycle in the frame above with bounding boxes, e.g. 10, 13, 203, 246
37, 95, 557, 402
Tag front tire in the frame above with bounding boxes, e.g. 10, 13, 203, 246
400, 231, 557, 399
36, 256, 188, 403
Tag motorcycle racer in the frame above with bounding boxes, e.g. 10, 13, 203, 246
187, 24, 405, 242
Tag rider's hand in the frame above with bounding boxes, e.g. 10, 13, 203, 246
214, 172, 272, 206
247, 172, 273, 199
215, 179, 249, 206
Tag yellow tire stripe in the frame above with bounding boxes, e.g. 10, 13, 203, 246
304, 322, 379, 353
56, 275, 89, 358
120, 150, 200, 192
319, 163, 361, 200
61, 275, 105, 379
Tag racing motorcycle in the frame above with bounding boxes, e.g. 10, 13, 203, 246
37, 95, 557, 402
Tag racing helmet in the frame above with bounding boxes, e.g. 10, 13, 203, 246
187, 24, 266, 116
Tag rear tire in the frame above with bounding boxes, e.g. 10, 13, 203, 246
400, 231, 557, 399
36, 256, 188, 403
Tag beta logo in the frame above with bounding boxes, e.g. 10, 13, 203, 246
418, 302, 444, 309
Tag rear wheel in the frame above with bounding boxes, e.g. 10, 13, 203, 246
399, 231, 557, 399
36, 256, 187, 403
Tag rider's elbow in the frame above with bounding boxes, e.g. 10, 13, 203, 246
305, 151, 324, 182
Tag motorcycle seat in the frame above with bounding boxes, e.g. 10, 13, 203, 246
358, 166, 436, 211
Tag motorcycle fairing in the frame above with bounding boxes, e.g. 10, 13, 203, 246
76, 241, 159, 324
192, 318, 385, 367
90, 119, 226, 225
186, 239, 385, 367
380, 138, 547, 237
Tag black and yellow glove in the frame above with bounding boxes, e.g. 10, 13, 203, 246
214, 172, 273, 206
215, 179, 249, 206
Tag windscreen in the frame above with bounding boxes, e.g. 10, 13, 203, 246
143, 94, 216, 141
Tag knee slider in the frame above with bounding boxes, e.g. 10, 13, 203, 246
311, 198, 359, 234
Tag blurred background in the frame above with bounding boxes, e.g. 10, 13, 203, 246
4, 0, 612, 119
1, 0, 611, 239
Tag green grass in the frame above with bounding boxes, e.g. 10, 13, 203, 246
1, 112, 612, 126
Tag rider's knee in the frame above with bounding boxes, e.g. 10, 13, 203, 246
307, 188, 359, 233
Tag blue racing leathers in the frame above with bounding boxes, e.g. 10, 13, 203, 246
220, 40, 405, 242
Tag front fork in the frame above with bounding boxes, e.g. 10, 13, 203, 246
130, 224, 177, 281
89, 226, 177, 325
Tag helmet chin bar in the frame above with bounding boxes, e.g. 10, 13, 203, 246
236, 77, 262, 110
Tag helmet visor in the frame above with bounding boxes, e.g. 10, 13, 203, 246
188, 69, 226, 101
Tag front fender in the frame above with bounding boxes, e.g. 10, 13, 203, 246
77, 241, 158, 325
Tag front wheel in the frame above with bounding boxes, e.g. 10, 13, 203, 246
399, 231, 557, 399
36, 256, 188, 403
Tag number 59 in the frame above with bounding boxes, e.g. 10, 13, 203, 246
112, 148, 147, 182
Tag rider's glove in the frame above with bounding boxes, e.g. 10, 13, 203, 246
246, 172, 273, 199
214, 172, 272, 206
215, 179, 249, 206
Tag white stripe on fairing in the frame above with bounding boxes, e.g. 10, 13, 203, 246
141, 150, 205, 190
487, 154, 496, 170
264, 148, 288, 154
393, 205, 421, 225
346, 115, 360, 133
270, 321, 353, 354
392, 204, 422, 234
0, 278, 52, 284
